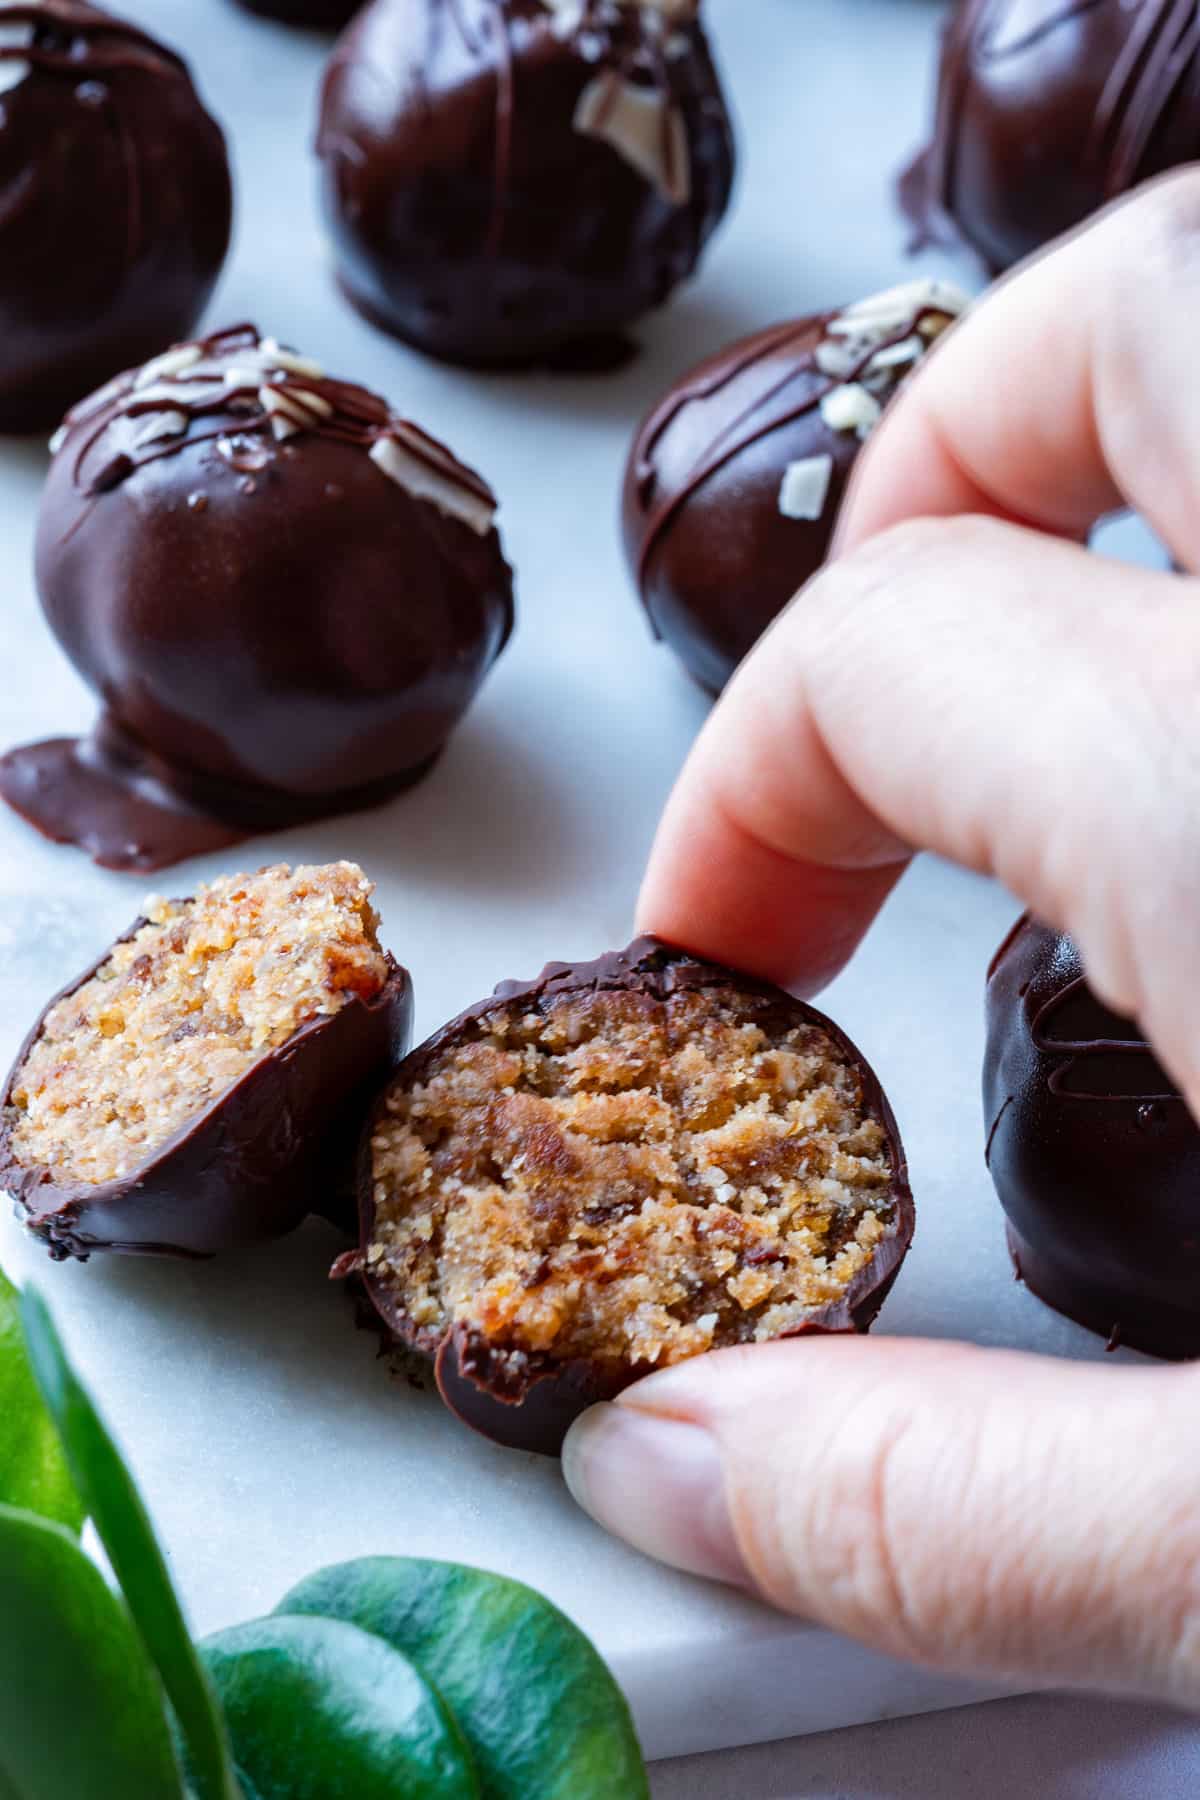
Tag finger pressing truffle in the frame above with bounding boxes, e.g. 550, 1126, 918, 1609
352, 937, 912, 1454
1, 862, 412, 1260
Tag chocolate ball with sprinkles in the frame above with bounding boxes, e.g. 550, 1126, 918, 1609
0, 1, 231, 434
0, 325, 515, 873
904, 0, 1200, 275
343, 937, 913, 1456
316, 0, 736, 368
622, 278, 968, 695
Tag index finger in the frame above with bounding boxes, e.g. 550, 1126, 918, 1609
638, 171, 1200, 996
837, 168, 1200, 561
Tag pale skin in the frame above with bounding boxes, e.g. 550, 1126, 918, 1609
562, 171, 1200, 1708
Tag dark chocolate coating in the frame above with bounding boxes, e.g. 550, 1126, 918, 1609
0, 922, 413, 1261
623, 315, 856, 695
905, 0, 1200, 275
984, 913, 1200, 1359
316, 0, 736, 367
233, 0, 360, 27
353, 936, 914, 1456
622, 284, 966, 693
0, 1, 231, 434
0, 324, 515, 872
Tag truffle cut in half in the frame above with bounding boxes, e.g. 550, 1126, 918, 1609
350, 938, 912, 1454
1, 862, 412, 1260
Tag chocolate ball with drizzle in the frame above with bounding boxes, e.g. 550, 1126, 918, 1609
316, 0, 736, 368
0, 325, 515, 873
985, 914, 1200, 1361
622, 278, 968, 695
904, 0, 1200, 275
0, 1, 231, 434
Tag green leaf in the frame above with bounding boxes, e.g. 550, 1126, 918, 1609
276, 1558, 649, 1800
0, 1266, 83, 1531
0, 1503, 185, 1798
19, 1287, 241, 1800
200, 1615, 481, 1800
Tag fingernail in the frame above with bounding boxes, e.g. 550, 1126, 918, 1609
562, 1403, 750, 1588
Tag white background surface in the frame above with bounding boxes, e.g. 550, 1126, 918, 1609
0, 0, 1196, 1790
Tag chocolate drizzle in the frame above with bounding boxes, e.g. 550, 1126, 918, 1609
0, 324, 515, 871
57, 323, 499, 533
0, 1, 231, 432
907, 0, 1200, 274
622, 280, 967, 693
316, 0, 734, 367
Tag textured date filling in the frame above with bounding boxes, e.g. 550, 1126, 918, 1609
367, 985, 897, 1371
7, 862, 388, 1187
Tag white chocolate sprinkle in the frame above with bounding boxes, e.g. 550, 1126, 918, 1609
820, 383, 881, 439
133, 344, 203, 390
369, 434, 496, 537
573, 74, 690, 205
778, 454, 834, 522
862, 333, 925, 373
288, 386, 334, 420
260, 338, 326, 381
837, 277, 970, 331
131, 409, 189, 449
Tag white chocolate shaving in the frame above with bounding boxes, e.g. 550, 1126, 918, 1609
131, 409, 189, 449
573, 75, 690, 205
820, 383, 881, 439
259, 338, 326, 381
778, 454, 834, 522
814, 338, 858, 380
862, 333, 925, 373
836, 278, 970, 333
369, 434, 496, 537
134, 344, 203, 389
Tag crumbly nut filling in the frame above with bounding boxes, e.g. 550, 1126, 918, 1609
8, 863, 388, 1187
368, 985, 896, 1371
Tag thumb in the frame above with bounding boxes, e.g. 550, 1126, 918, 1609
562, 1339, 1200, 1707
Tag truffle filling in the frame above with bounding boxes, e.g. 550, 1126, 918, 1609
368, 985, 897, 1370
8, 863, 388, 1187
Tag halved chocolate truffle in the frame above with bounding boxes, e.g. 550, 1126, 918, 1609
0, 325, 515, 873
984, 914, 1200, 1360
349, 938, 913, 1454
623, 279, 968, 693
0, 862, 412, 1260
904, 0, 1200, 274
0, 1, 231, 434
316, 0, 736, 367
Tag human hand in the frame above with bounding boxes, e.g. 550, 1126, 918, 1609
562, 172, 1200, 1709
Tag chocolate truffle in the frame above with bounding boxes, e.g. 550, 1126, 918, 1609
0, 863, 413, 1261
0, 1, 231, 434
623, 279, 968, 694
0, 324, 515, 873
346, 937, 913, 1455
233, 0, 360, 27
316, 0, 736, 368
984, 913, 1200, 1360
905, 0, 1200, 274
